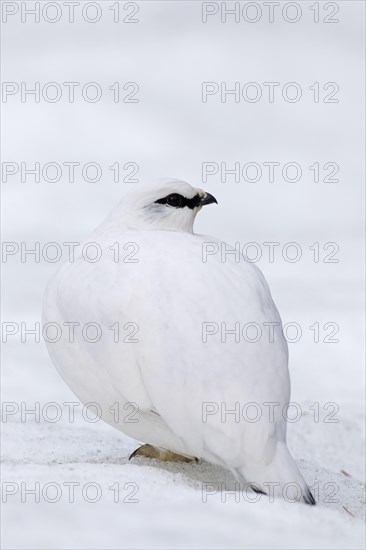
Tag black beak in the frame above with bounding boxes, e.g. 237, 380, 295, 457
200, 192, 218, 206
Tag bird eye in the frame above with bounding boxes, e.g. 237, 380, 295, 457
155, 193, 186, 208
166, 194, 184, 207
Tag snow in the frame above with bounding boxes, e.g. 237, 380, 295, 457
1, 342, 365, 548
1, 1, 365, 548
1, 412, 365, 550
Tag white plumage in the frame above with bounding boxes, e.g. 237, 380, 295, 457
43, 178, 315, 504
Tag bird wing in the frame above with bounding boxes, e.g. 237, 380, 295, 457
112, 230, 290, 467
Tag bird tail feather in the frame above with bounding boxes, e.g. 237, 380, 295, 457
236, 442, 316, 505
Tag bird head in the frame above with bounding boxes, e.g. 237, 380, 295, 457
109, 179, 217, 233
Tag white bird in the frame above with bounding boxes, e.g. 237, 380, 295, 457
43, 178, 315, 505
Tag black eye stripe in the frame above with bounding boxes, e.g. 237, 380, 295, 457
155, 193, 201, 209
185, 195, 202, 209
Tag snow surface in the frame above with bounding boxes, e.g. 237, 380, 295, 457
1, 406, 365, 549
1, 1, 365, 548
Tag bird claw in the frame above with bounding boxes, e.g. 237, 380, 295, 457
129, 444, 197, 463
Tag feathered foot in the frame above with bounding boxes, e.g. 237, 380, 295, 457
129, 444, 197, 463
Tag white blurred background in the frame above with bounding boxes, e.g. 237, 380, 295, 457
1, 1, 365, 548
